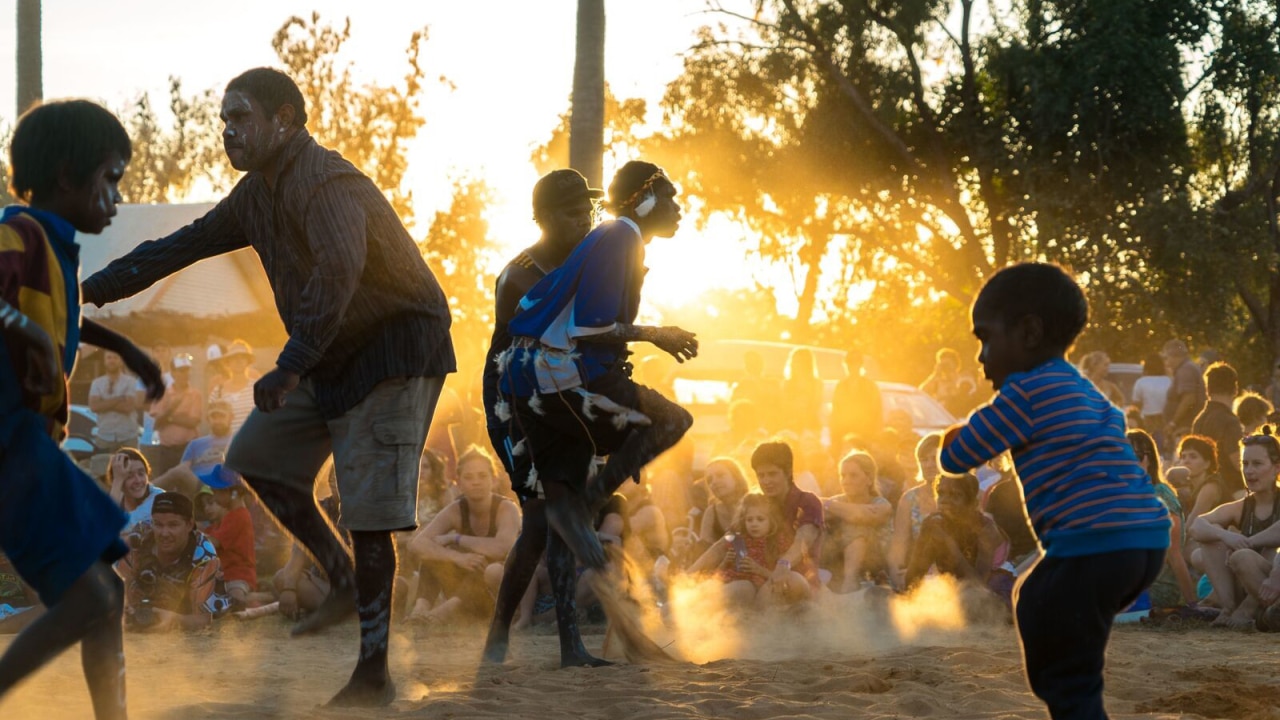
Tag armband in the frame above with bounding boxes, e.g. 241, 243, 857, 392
0, 304, 27, 330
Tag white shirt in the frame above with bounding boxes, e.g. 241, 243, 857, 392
1132, 375, 1172, 417
89, 373, 141, 442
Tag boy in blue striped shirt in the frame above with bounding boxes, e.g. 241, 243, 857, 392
939, 262, 1168, 720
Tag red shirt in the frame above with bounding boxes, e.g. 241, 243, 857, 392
205, 506, 257, 588
775, 484, 824, 584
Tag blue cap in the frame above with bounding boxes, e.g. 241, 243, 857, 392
197, 463, 241, 490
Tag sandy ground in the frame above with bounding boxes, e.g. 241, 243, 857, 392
2, 582, 1279, 720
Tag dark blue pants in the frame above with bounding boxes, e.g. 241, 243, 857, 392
1014, 549, 1164, 720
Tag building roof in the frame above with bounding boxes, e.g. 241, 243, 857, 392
80, 203, 274, 319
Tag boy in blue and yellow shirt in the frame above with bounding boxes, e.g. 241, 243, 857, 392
939, 263, 1168, 720
0, 100, 163, 720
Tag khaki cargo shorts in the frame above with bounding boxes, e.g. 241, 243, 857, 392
225, 376, 443, 532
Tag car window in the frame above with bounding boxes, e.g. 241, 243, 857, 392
882, 388, 955, 429
674, 378, 733, 406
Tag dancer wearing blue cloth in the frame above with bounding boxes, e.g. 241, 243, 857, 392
0, 100, 164, 720
938, 262, 1169, 720
481, 169, 611, 668
498, 161, 697, 569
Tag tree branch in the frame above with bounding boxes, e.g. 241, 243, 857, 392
778, 0, 921, 172
703, 3, 781, 32
1213, 143, 1280, 216
861, 0, 941, 134
1235, 275, 1270, 341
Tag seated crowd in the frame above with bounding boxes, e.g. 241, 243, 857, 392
5, 339, 1280, 637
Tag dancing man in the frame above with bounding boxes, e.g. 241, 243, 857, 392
481, 169, 610, 667
497, 161, 697, 571
82, 68, 455, 707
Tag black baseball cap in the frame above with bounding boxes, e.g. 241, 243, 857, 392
151, 491, 194, 520
532, 169, 603, 213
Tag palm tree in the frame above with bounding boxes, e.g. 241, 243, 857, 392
569, 0, 605, 188
16, 0, 42, 116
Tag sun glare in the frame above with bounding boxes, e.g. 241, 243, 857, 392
643, 213, 756, 307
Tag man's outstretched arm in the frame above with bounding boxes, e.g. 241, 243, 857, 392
82, 199, 247, 306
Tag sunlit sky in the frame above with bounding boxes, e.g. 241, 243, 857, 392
0, 0, 762, 307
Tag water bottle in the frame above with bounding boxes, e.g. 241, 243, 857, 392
724, 532, 745, 571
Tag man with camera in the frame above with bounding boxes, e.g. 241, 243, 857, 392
115, 493, 225, 631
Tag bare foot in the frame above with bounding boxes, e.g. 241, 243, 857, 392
481, 637, 509, 665
1213, 611, 1255, 631
292, 585, 356, 636
326, 676, 396, 708
561, 652, 613, 669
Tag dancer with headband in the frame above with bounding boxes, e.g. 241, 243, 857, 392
497, 161, 698, 572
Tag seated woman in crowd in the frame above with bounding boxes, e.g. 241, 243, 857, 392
1127, 429, 1199, 613
824, 450, 893, 593
407, 447, 520, 625
108, 448, 163, 534
1169, 434, 1226, 559
888, 433, 944, 589
1190, 432, 1280, 630
697, 457, 751, 555
687, 494, 797, 607
903, 472, 1013, 608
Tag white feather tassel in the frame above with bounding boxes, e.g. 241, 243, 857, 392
634, 192, 657, 217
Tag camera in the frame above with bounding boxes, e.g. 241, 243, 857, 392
132, 598, 156, 628
130, 566, 159, 628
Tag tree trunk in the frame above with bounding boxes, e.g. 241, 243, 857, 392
16, 0, 42, 116
569, 0, 605, 188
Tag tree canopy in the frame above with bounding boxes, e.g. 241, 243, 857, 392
619, 0, 1280, 380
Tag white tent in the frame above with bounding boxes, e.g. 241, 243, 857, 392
80, 203, 274, 319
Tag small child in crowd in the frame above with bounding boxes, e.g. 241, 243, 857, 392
690, 493, 786, 608
199, 465, 257, 607
938, 262, 1169, 720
